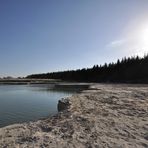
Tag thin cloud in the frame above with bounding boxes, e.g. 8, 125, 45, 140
106, 39, 126, 48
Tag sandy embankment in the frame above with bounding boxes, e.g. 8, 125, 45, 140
0, 84, 148, 148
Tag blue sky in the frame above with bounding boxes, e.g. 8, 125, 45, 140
0, 0, 148, 77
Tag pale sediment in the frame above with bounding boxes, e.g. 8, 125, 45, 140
0, 84, 148, 148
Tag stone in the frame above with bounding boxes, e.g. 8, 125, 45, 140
57, 98, 70, 112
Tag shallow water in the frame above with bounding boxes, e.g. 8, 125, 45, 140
0, 84, 76, 128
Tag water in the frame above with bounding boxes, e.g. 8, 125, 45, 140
0, 84, 76, 128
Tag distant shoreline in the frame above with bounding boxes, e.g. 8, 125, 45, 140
0, 79, 92, 90
0, 79, 60, 85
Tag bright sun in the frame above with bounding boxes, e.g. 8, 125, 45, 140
135, 26, 148, 56
141, 28, 148, 42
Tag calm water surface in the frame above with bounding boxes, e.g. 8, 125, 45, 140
0, 84, 76, 128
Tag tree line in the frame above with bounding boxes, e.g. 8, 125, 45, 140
26, 55, 148, 83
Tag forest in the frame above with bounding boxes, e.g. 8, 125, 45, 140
26, 55, 148, 83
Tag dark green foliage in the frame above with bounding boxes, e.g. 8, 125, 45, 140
26, 55, 148, 83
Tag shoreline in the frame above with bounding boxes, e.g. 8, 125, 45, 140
0, 84, 148, 147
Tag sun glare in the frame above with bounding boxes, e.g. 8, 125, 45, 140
135, 26, 148, 56
141, 28, 148, 42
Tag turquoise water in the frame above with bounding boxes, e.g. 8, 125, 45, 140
0, 84, 75, 128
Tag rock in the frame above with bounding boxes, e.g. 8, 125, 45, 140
57, 98, 70, 112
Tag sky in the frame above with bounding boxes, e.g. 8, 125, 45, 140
0, 0, 148, 77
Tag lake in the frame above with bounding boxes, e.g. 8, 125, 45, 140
0, 84, 78, 128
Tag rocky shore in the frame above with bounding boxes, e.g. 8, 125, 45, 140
0, 84, 148, 148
